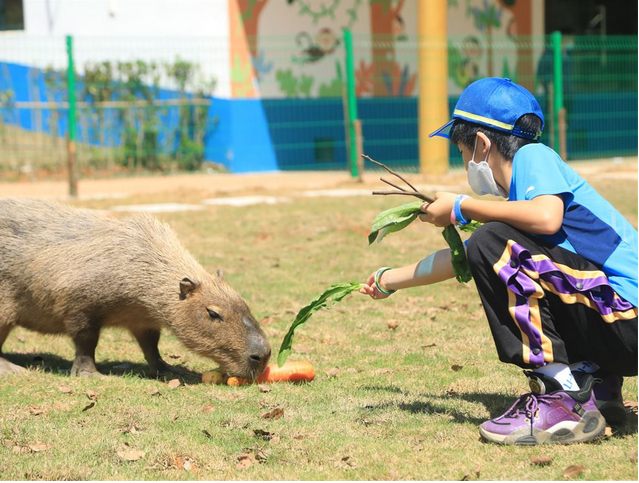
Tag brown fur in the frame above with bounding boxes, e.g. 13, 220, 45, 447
0, 198, 270, 378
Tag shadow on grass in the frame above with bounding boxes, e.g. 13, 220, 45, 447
3, 352, 202, 384
358, 384, 639, 438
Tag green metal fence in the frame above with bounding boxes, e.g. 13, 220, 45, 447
0, 33, 636, 182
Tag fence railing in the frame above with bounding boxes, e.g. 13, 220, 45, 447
0, 33, 636, 185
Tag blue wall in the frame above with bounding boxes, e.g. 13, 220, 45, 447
1, 61, 636, 174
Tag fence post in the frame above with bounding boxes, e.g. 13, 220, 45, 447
343, 28, 359, 179
66, 34, 78, 197
551, 31, 564, 155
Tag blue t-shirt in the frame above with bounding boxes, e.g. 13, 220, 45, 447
509, 143, 638, 307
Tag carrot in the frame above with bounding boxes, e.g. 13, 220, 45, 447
226, 361, 315, 386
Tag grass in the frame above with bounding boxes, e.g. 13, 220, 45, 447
0, 174, 637, 480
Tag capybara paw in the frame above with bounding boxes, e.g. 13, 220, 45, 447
70, 364, 102, 378
0, 358, 26, 376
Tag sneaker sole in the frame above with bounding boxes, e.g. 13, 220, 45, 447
479, 410, 606, 445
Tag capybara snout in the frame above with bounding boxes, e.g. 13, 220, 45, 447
0, 198, 270, 379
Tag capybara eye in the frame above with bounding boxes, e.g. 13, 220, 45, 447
207, 308, 223, 321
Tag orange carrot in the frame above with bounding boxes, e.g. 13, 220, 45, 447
226, 361, 315, 386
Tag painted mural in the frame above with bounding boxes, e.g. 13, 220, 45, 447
229, 0, 541, 99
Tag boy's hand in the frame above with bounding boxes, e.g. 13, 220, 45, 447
419, 191, 457, 227
359, 271, 391, 300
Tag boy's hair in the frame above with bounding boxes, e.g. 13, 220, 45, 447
449, 114, 543, 161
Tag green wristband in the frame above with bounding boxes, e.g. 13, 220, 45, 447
374, 267, 396, 295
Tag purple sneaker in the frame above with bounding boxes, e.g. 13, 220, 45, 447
574, 371, 626, 425
479, 372, 606, 445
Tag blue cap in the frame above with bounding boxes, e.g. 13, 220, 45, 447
429, 77, 544, 141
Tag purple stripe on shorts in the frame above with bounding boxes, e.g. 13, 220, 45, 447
495, 241, 633, 365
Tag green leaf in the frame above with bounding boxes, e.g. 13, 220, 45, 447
367, 201, 422, 244
368, 201, 482, 283
442, 225, 473, 283
277, 283, 364, 367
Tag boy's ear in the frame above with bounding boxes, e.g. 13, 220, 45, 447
475, 132, 491, 155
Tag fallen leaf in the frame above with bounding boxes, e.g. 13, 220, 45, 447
167, 379, 181, 389
82, 401, 96, 412
630, 451, 637, 463
387, 320, 399, 330
257, 384, 271, 393
183, 459, 192, 471
270, 436, 281, 444
475, 465, 481, 478
28, 441, 48, 452
261, 408, 284, 420
3, 439, 13, 448
259, 316, 274, 325
236, 453, 256, 470
29, 405, 44, 416
562, 465, 585, 479
335, 455, 354, 469
86, 390, 98, 401
252, 429, 273, 440
201, 429, 212, 438
531, 455, 553, 466
150, 387, 161, 396
202, 403, 215, 413
413, 444, 423, 451
255, 450, 269, 462
117, 449, 145, 461
58, 386, 73, 394
293, 434, 307, 440
118, 425, 140, 435
451, 365, 463, 372
325, 367, 340, 378
421, 343, 437, 348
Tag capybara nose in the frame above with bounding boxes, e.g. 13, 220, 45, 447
249, 346, 271, 366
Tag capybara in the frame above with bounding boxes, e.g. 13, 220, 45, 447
0, 198, 270, 378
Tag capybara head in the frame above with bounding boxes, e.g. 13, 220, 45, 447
173, 272, 270, 379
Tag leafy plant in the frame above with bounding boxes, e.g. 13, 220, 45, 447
277, 282, 364, 366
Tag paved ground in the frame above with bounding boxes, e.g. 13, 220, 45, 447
0, 157, 636, 202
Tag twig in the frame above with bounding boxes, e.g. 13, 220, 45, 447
372, 190, 432, 202
380, 177, 407, 192
363, 154, 435, 203
362, 154, 422, 194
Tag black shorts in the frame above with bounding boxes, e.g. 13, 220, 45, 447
466, 222, 637, 376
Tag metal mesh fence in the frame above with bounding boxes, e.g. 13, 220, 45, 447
0, 33, 636, 180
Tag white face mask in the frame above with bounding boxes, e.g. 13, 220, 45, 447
467, 139, 508, 198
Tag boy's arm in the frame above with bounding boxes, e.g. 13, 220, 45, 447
359, 249, 455, 299
422, 192, 564, 235
460, 195, 564, 235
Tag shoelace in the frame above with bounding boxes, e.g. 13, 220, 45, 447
500, 392, 562, 421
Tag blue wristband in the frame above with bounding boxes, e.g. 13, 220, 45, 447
454, 195, 471, 226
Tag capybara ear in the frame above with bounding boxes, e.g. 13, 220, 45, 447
179, 277, 200, 299
217, 269, 224, 278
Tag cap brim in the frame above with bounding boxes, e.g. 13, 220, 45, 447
428, 119, 454, 139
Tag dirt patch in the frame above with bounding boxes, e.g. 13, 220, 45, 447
0, 158, 635, 201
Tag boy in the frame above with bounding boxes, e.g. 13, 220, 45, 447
360, 77, 637, 445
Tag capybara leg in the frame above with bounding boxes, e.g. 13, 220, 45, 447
132, 328, 171, 377
0, 325, 25, 375
70, 327, 101, 377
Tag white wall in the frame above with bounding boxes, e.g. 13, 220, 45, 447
0, 0, 232, 96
